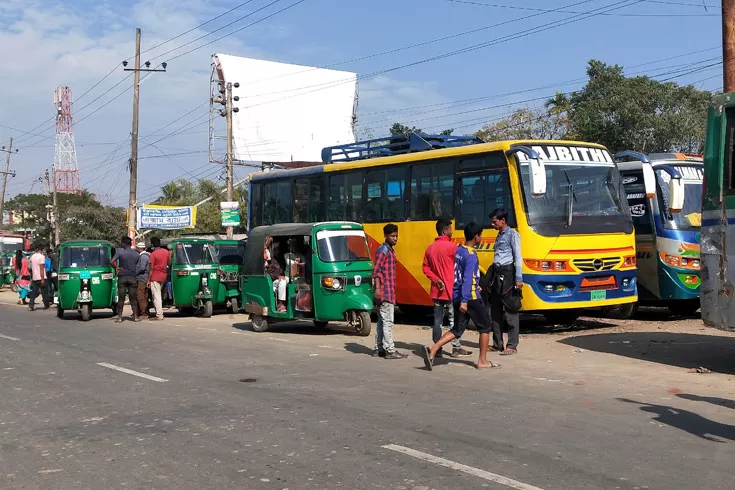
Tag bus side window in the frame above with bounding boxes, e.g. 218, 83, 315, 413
365, 166, 407, 222
458, 170, 515, 228
410, 160, 455, 221
250, 183, 263, 227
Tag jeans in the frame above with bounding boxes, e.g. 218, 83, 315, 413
29, 280, 49, 309
432, 300, 461, 347
490, 292, 520, 350
375, 301, 396, 354
117, 275, 139, 319
150, 281, 164, 319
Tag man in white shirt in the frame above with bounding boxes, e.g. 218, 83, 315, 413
28, 246, 49, 311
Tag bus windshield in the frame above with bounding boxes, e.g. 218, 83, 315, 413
175, 242, 216, 265
215, 243, 246, 265
520, 164, 626, 226
316, 230, 371, 263
656, 166, 702, 229
61, 246, 110, 268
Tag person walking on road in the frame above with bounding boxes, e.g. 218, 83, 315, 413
422, 219, 472, 358
423, 222, 499, 371
112, 236, 141, 323
28, 246, 49, 311
135, 242, 151, 319
148, 237, 169, 321
373, 223, 408, 360
488, 208, 523, 355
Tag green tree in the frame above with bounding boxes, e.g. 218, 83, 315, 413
389, 123, 454, 136
474, 107, 567, 142
6, 191, 125, 247
567, 60, 711, 153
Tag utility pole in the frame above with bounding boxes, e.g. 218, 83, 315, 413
122, 28, 167, 242
725, 0, 735, 92
226, 82, 234, 240
44, 169, 53, 246
0, 137, 18, 228
51, 166, 60, 247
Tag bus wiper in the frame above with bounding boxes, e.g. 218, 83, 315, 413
564, 170, 576, 228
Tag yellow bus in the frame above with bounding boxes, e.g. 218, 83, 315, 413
248, 133, 638, 323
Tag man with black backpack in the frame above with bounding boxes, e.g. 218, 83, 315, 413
488, 208, 523, 355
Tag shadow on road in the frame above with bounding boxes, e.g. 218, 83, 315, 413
677, 393, 735, 410
586, 306, 701, 323
618, 398, 735, 442
232, 320, 352, 336
560, 332, 735, 374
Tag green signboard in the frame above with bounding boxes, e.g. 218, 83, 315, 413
220, 201, 240, 227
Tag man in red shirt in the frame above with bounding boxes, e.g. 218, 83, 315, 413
148, 237, 170, 321
422, 219, 472, 358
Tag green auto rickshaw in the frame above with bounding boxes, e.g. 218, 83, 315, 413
241, 222, 373, 336
214, 239, 246, 313
56, 240, 117, 321
0, 252, 14, 289
170, 238, 220, 318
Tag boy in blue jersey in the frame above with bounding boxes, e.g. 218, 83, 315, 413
422, 222, 499, 371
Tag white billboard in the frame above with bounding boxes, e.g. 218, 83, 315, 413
213, 54, 358, 163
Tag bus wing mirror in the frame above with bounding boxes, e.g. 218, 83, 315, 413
506, 146, 546, 196
669, 177, 684, 213
642, 163, 656, 198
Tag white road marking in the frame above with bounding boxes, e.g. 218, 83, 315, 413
0, 334, 20, 341
382, 444, 544, 490
96, 362, 168, 383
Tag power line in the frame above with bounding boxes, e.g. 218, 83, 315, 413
437, 0, 718, 15
641, 0, 719, 7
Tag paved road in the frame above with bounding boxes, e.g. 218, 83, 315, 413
0, 303, 732, 489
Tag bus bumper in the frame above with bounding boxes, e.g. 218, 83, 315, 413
521, 270, 638, 312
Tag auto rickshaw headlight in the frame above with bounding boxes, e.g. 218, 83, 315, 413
321, 276, 344, 291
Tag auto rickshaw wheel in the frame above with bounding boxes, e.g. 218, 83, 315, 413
80, 304, 91, 322
202, 300, 213, 319
56, 307, 64, 319
251, 314, 269, 332
228, 297, 239, 314
355, 311, 372, 337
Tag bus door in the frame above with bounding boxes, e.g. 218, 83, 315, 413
622, 171, 658, 300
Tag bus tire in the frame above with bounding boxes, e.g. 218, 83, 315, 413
228, 297, 239, 314
313, 320, 329, 329
602, 302, 638, 320
80, 304, 91, 322
355, 311, 372, 337
543, 309, 581, 326
57, 307, 64, 319
202, 300, 213, 319
251, 315, 269, 332
668, 300, 700, 317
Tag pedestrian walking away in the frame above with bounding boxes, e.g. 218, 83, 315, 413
135, 242, 151, 319
148, 236, 170, 321
488, 208, 523, 355
423, 222, 499, 371
373, 223, 408, 360
28, 246, 49, 311
112, 236, 141, 323
422, 218, 472, 358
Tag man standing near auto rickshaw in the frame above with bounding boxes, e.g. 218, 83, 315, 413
373, 224, 408, 360
112, 236, 141, 323
488, 208, 523, 355
135, 242, 151, 319
148, 237, 169, 321
28, 245, 49, 311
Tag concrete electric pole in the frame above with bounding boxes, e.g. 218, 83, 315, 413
0, 137, 18, 228
226, 82, 234, 239
51, 166, 60, 247
122, 28, 167, 242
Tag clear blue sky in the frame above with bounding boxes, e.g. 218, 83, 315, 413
0, 0, 723, 207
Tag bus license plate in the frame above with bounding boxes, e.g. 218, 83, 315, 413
590, 290, 607, 301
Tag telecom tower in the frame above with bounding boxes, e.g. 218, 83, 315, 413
53, 86, 81, 194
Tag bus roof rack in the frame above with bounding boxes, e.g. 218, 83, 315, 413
614, 150, 650, 164
321, 132, 484, 163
